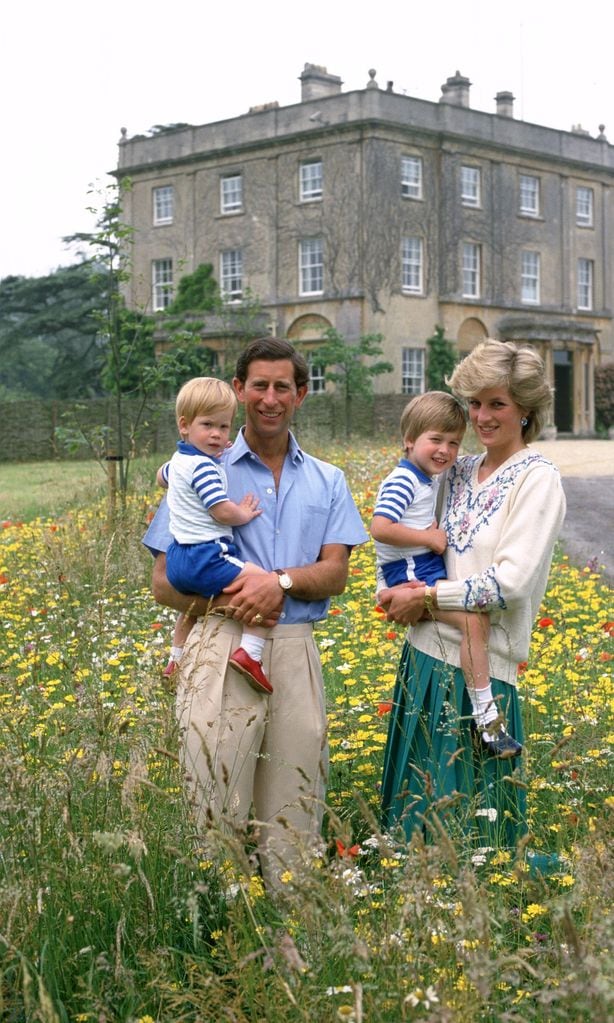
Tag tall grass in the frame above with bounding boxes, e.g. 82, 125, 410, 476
0, 444, 612, 1021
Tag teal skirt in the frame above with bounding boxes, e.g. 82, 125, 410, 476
381, 643, 527, 850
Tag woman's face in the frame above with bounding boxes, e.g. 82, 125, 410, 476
467, 386, 528, 459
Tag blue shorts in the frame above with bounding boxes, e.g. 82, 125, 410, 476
381, 551, 447, 588
166, 538, 245, 597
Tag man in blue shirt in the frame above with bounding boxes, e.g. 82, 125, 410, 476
144, 337, 367, 889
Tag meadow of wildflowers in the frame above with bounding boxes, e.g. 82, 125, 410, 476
0, 445, 612, 1022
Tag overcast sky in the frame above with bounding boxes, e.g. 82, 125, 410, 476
2, 0, 613, 281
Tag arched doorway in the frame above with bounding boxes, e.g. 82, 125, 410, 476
287, 314, 332, 394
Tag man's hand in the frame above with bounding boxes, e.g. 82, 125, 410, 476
378, 581, 426, 626
222, 571, 283, 627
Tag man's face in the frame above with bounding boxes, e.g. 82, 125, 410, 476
233, 359, 307, 441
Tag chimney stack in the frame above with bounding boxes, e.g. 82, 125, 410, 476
495, 91, 515, 118
300, 63, 342, 102
439, 71, 471, 108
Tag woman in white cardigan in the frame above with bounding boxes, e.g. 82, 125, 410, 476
380, 339, 566, 855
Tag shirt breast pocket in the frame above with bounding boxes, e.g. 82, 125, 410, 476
300, 504, 330, 563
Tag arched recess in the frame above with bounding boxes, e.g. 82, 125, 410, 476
457, 317, 488, 353
287, 313, 332, 342
287, 314, 332, 394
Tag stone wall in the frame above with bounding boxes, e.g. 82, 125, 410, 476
0, 394, 411, 463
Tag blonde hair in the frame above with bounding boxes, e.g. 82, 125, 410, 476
447, 339, 552, 443
400, 391, 467, 442
175, 376, 237, 428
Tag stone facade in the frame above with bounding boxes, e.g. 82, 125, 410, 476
115, 64, 614, 435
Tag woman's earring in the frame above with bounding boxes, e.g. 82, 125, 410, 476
520, 417, 528, 427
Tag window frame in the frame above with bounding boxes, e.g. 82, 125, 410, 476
300, 160, 323, 202
521, 250, 541, 304
519, 173, 540, 217
220, 174, 243, 215
220, 249, 243, 301
462, 242, 481, 298
152, 258, 173, 311
577, 257, 594, 310
576, 185, 594, 227
299, 237, 324, 296
401, 347, 425, 395
307, 354, 327, 394
401, 155, 423, 200
460, 165, 481, 207
401, 236, 424, 295
153, 185, 174, 225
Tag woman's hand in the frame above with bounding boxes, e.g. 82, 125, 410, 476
378, 581, 426, 626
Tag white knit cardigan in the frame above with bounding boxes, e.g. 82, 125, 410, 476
408, 448, 567, 685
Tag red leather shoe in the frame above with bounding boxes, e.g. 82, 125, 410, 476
229, 647, 273, 695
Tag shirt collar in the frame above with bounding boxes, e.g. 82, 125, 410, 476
226, 427, 305, 466
177, 440, 219, 460
398, 457, 433, 485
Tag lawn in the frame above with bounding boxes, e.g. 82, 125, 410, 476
1, 445, 612, 1021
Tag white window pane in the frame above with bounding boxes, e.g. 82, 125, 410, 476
461, 166, 480, 206
152, 258, 173, 310
576, 186, 593, 227
221, 175, 243, 213
221, 249, 243, 299
300, 161, 323, 200
577, 258, 593, 309
299, 238, 323, 294
402, 347, 425, 395
462, 243, 480, 297
401, 156, 422, 199
521, 250, 540, 304
401, 237, 423, 293
520, 174, 539, 215
153, 186, 173, 224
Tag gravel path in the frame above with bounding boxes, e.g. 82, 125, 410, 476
530, 440, 613, 584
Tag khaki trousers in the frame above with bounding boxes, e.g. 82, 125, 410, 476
176, 615, 328, 888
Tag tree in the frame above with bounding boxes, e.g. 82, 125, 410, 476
0, 263, 108, 399
425, 325, 458, 391
167, 263, 217, 314
300, 327, 393, 435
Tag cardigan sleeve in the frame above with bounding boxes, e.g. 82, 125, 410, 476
435, 461, 566, 612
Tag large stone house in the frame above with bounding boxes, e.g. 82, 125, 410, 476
115, 64, 614, 434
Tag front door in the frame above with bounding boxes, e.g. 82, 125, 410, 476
553, 350, 573, 432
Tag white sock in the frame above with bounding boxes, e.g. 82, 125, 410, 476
470, 685, 500, 735
170, 645, 183, 662
240, 633, 265, 662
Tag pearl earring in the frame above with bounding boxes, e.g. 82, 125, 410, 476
520, 417, 528, 427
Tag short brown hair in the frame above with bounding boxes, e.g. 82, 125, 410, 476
175, 376, 237, 428
235, 337, 309, 389
400, 391, 467, 442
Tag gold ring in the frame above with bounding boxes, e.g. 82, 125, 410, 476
253, 613, 263, 624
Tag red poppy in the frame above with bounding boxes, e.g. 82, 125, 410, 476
517, 661, 528, 675
538, 617, 554, 628
335, 839, 360, 858
599, 651, 613, 662
386, 631, 397, 640
601, 621, 614, 636
329, 608, 341, 616
150, 622, 164, 631
377, 701, 393, 716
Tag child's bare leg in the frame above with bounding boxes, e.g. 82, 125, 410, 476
433, 609, 520, 754
164, 612, 197, 677
228, 562, 273, 694
434, 609, 498, 730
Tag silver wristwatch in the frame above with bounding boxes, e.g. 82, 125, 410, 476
275, 569, 293, 591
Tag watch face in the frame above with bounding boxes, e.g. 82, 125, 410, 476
278, 571, 293, 590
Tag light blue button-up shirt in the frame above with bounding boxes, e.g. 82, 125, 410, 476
143, 429, 368, 624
